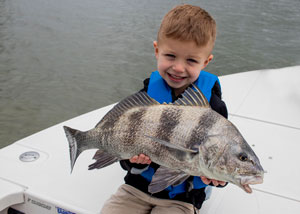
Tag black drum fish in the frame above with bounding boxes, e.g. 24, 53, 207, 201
63, 85, 264, 194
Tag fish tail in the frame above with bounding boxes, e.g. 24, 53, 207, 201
63, 126, 86, 172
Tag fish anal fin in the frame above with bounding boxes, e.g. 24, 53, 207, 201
148, 166, 190, 194
88, 150, 119, 170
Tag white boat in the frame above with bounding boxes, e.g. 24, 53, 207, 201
1, 66, 299, 214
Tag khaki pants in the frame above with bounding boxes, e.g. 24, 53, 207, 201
101, 184, 198, 214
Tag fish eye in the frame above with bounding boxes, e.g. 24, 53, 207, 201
239, 153, 248, 162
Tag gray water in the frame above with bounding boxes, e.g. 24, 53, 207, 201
1, 0, 300, 148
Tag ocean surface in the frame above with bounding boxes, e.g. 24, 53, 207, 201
1, 0, 300, 148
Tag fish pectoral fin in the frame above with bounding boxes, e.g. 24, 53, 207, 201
88, 150, 119, 170
144, 135, 198, 154
148, 166, 190, 194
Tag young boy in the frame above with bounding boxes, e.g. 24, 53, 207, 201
101, 4, 228, 214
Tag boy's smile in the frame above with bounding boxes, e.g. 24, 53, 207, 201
154, 38, 213, 96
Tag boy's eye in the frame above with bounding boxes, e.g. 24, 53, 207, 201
187, 58, 198, 63
165, 54, 175, 58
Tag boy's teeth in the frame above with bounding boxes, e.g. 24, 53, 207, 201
170, 74, 183, 79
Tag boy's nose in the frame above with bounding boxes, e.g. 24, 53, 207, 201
172, 61, 185, 73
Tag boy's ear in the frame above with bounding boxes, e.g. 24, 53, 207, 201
203, 54, 214, 69
153, 41, 159, 59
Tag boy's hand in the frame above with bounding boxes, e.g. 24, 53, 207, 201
200, 176, 226, 186
129, 154, 151, 164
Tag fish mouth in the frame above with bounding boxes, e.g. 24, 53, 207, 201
240, 175, 264, 193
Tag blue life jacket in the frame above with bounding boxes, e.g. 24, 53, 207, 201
142, 70, 221, 198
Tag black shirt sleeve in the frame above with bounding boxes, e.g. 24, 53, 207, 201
209, 81, 228, 119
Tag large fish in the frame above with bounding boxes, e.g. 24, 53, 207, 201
64, 84, 264, 194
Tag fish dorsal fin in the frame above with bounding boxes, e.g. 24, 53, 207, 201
116, 91, 159, 110
174, 84, 210, 107
96, 91, 159, 127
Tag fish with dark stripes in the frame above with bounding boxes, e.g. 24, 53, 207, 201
63, 84, 264, 194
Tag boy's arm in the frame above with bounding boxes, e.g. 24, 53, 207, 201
210, 81, 228, 119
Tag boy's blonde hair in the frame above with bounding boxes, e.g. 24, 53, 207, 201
157, 4, 216, 49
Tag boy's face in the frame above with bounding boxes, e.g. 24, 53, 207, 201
154, 38, 213, 96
